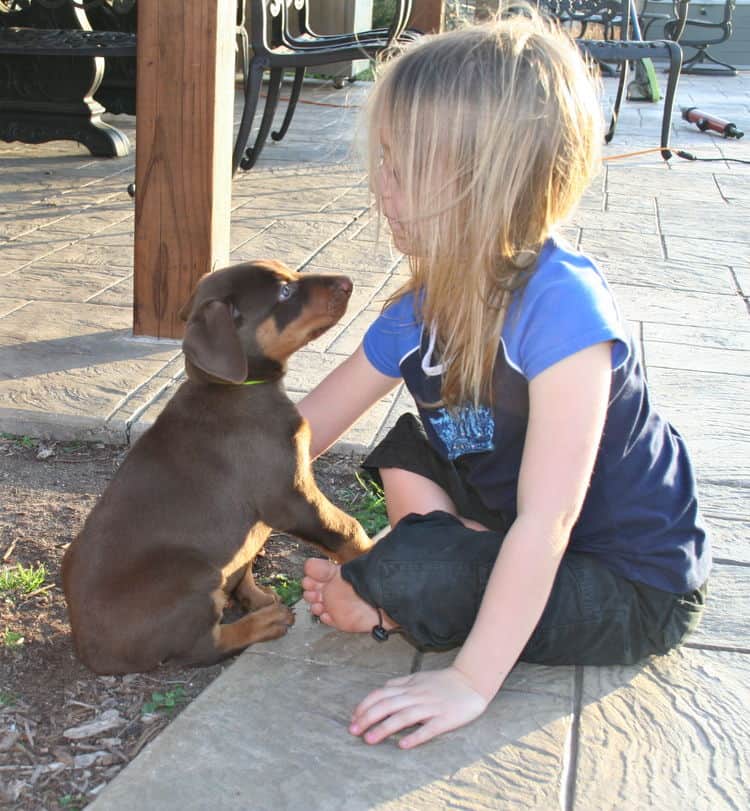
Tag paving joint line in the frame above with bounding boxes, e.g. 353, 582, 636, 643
713, 557, 750, 568
297, 217, 364, 272
684, 641, 750, 655
560, 665, 583, 811
646, 363, 750, 379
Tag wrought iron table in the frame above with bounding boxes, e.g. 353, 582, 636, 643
0, 0, 136, 156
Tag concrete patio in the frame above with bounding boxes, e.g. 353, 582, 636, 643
1, 71, 749, 809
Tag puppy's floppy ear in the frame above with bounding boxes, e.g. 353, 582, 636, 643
182, 299, 248, 384
178, 293, 196, 322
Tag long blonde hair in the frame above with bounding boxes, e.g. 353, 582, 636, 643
366, 6, 603, 407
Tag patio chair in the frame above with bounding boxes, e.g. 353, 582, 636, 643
233, 0, 418, 174
532, 0, 683, 159
639, 0, 690, 41
664, 0, 737, 75
282, 0, 419, 50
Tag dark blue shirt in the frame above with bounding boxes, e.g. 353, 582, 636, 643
363, 239, 711, 593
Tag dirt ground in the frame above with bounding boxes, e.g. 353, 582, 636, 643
0, 435, 369, 810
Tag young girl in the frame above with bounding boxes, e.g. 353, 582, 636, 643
298, 10, 710, 750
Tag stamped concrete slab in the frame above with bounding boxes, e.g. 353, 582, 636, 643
704, 515, 750, 564
0, 297, 28, 318
91, 622, 574, 811
691, 563, 750, 651
0, 301, 179, 442
697, 481, 750, 523
421, 648, 576, 700
602, 257, 737, 296
665, 236, 748, 268
244, 610, 417, 674
658, 204, 750, 243
646, 367, 749, 478
611, 283, 748, 328
603, 192, 659, 217
575, 648, 750, 809
734, 266, 750, 297
643, 338, 749, 376
642, 322, 750, 352
2, 261, 131, 304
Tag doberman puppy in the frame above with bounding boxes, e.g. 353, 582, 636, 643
62, 260, 372, 675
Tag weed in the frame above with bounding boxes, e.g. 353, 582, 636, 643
59, 794, 85, 810
345, 474, 389, 537
0, 691, 17, 707
0, 562, 47, 595
263, 573, 303, 606
142, 687, 187, 716
0, 433, 35, 449
3, 628, 24, 648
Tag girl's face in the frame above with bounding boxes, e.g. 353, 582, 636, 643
378, 135, 411, 254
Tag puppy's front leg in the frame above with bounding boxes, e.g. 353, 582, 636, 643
274, 481, 373, 563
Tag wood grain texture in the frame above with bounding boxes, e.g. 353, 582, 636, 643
133, 0, 234, 338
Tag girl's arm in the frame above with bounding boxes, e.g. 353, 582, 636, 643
298, 345, 400, 459
349, 341, 613, 748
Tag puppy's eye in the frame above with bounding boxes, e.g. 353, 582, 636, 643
278, 283, 295, 302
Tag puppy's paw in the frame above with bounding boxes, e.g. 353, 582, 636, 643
254, 601, 295, 642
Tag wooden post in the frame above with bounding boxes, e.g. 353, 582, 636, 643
133, 0, 235, 338
408, 0, 445, 33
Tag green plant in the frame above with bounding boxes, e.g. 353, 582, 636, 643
353, 65, 375, 82
0, 563, 47, 595
263, 574, 303, 606
345, 474, 389, 537
0, 433, 35, 448
2, 629, 24, 648
142, 687, 187, 716
59, 794, 85, 810
0, 691, 17, 707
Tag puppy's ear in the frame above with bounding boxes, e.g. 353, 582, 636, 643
179, 272, 213, 321
178, 293, 195, 322
182, 299, 248, 384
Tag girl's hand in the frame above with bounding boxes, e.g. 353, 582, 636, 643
349, 666, 490, 749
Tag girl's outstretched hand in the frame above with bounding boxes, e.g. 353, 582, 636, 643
349, 666, 490, 749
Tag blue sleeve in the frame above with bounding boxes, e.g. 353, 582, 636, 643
509, 253, 629, 380
362, 293, 420, 378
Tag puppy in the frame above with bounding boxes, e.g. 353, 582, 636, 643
62, 260, 372, 675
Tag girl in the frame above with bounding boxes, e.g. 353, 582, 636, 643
298, 9, 710, 750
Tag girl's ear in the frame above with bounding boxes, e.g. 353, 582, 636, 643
182, 299, 248, 384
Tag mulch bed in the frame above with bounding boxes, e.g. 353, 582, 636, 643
0, 436, 363, 810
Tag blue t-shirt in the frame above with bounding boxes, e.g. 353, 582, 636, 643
363, 239, 711, 593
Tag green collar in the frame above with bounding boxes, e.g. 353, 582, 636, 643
243, 379, 267, 386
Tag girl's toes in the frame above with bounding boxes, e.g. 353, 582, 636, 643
303, 557, 338, 582
318, 611, 335, 627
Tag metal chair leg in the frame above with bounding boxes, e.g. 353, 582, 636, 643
271, 67, 305, 142
606, 59, 629, 143
237, 26, 250, 90
659, 41, 683, 159
232, 60, 265, 175
240, 67, 283, 171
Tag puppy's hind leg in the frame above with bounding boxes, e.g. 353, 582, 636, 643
234, 564, 279, 612
180, 601, 295, 667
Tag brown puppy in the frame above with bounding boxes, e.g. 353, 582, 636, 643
62, 260, 372, 675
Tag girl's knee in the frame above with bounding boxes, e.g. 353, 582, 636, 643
379, 467, 458, 526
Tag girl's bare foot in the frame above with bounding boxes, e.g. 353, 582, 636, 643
302, 558, 397, 633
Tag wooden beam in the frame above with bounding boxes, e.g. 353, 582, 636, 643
133, 0, 235, 339
408, 0, 445, 33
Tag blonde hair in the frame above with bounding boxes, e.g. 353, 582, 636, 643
366, 6, 603, 407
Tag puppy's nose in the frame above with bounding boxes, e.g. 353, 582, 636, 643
335, 276, 353, 296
